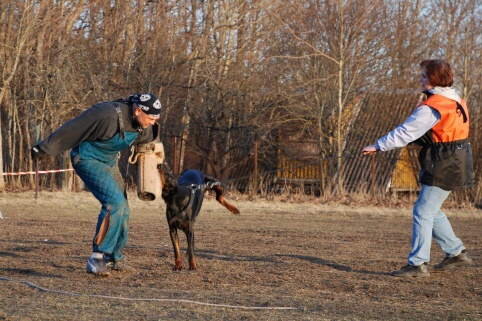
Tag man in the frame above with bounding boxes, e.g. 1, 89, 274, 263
31, 93, 162, 276
362, 60, 474, 277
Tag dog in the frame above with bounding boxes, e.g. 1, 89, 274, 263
158, 167, 240, 270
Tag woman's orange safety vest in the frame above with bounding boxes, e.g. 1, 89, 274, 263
415, 94, 473, 190
418, 95, 470, 142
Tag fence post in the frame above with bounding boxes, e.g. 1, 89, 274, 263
61, 150, 72, 192
35, 125, 40, 199
254, 140, 258, 193
173, 136, 178, 175
371, 153, 376, 199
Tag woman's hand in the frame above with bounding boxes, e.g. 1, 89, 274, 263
362, 145, 378, 155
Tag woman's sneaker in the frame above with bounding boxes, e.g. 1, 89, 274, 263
86, 253, 110, 276
390, 263, 430, 278
434, 250, 474, 271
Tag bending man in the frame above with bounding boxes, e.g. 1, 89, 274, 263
31, 93, 162, 276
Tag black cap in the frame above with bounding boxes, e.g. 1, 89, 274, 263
130, 93, 161, 118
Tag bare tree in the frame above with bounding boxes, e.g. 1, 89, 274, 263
267, 0, 391, 194
1, 0, 481, 200
429, 0, 482, 200
382, 0, 439, 89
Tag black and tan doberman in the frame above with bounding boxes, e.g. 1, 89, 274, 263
159, 167, 240, 270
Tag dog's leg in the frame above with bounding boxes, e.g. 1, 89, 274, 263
169, 225, 182, 271
185, 226, 197, 270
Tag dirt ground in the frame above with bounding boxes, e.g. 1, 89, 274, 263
0, 191, 481, 321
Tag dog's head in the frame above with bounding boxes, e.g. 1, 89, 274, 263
158, 164, 178, 200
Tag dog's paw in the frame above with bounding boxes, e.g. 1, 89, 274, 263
189, 260, 197, 270
173, 259, 182, 271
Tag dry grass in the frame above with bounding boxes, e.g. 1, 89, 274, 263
0, 191, 481, 320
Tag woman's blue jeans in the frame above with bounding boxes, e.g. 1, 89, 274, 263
408, 184, 465, 266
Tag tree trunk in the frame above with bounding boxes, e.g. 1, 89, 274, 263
0, 112, 5, 191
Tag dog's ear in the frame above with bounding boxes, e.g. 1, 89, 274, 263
169, 176, 178, 188
159, 163, 178, 181
160, 162, 174, 175
158, 165, 166, 188
166, 170, 178, 188
161, 176, 178, 199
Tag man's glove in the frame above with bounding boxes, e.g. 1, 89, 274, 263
31, 145, 45, 160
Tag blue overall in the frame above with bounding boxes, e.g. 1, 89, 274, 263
71, 131, 138, 261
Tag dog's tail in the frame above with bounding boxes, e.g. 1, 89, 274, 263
211, 184, 240, 214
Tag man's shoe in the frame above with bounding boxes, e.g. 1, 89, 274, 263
104, 254, 135, 272
434, 250, 474, 271
86, 253, 110, 276
390, 263, 430, 278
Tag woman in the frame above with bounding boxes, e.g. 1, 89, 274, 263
362, 59, 474, 277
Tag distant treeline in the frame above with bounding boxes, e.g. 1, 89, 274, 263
1, 0, 481, 202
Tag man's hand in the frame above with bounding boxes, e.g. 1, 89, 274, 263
31, 145, 45, 160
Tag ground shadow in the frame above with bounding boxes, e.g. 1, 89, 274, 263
0, 239, 69, 246
0, 268, 61, 278
195, 249, 281, 264
276, 254, 353, 272
193, 249, 386, 275
0, 251, 23, 258
276, 254, 388, 275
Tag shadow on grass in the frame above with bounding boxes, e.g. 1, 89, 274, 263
0, 251, 23, 258
194, 250, 388, 275
0, 268, 61, 278
0, 239, 69, 246
276, 254, 353, 272
196, 249, 280, 264
276, 254, 389, 275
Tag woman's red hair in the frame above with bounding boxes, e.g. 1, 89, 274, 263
420, 59, 454, 87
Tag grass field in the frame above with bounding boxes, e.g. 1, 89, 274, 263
0, 191, 481, 320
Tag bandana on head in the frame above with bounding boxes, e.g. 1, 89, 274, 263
130, 93, 162, 119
